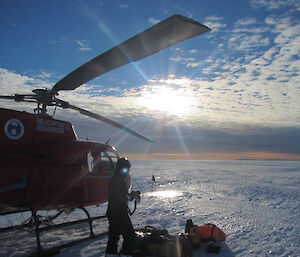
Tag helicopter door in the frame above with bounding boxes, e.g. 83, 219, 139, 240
100, 151, 117, 177
84, 150, 117, 205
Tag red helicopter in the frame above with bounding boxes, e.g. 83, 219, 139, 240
0, 14, 210, 253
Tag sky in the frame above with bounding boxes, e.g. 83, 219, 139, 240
0, 0, 300, 160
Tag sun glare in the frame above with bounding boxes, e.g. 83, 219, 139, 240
139, 85, 195, 117
146, 190, 182, 198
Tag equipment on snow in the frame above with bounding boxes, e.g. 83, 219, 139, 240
185, 219, 226, 242
132, 220, 226, 256
134, 226, 199, 257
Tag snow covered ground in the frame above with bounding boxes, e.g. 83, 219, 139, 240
1, 160, 299, 257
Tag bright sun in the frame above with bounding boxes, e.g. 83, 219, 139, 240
139, 86, 194, 116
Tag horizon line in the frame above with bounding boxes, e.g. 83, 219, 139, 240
121, 152, 300, 161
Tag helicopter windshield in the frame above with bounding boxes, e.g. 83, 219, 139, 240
87, 150, 117, 176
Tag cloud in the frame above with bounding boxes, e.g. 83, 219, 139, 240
186, 62, 202, 68
119, 4, 129, 8
1, 67, 299, 155
75, 40, 91, 51
148, 17, 161, 25
188, 49, 198, 54
235, 17, 257, 26
123, 72, 299, 129
169, 49, 203, 68
146, 124, 300, 155
203, 15, 227, 32
169, 50, 205, 68
170, 56, 196, 64
0, 69, 55, 114
50, 37, 92, 52
0, 68, 41, 94
194, 11, 300, 130
233, 18, 268, 34
249, 0, 300, 11
228, 34, 270, 51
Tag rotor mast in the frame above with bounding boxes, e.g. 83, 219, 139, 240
32, 89, 53, 116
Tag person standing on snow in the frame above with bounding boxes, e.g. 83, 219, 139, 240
105, 158, 140, 256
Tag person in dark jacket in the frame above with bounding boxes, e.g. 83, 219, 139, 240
105, 158, 140, 256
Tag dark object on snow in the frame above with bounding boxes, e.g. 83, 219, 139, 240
152, 175, 156, 182
206, 244, 221, 254
134, 226, 194, 257
185, 219, 194, 233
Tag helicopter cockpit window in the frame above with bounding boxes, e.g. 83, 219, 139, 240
87, 151, 99, 173
101, 151, 117, 176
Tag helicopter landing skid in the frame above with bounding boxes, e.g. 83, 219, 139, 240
28, 206, 108, 256
0, 206, 108, 256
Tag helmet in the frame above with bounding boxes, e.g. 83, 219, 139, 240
116, 158, 131, 175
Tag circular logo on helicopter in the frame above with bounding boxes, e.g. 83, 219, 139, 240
4, 119, 24, 140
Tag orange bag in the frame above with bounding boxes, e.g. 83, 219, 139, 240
189, 223, 226, 242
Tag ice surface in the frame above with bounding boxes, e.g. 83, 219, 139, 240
0, 160, 299, 257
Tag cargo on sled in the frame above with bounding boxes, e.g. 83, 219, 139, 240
133, 219, 226, 257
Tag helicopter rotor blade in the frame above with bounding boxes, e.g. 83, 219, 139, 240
66, 103, 154, 143
0, 94, 36, 102
49, 14, 210, 96
0, 95, 16, 100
